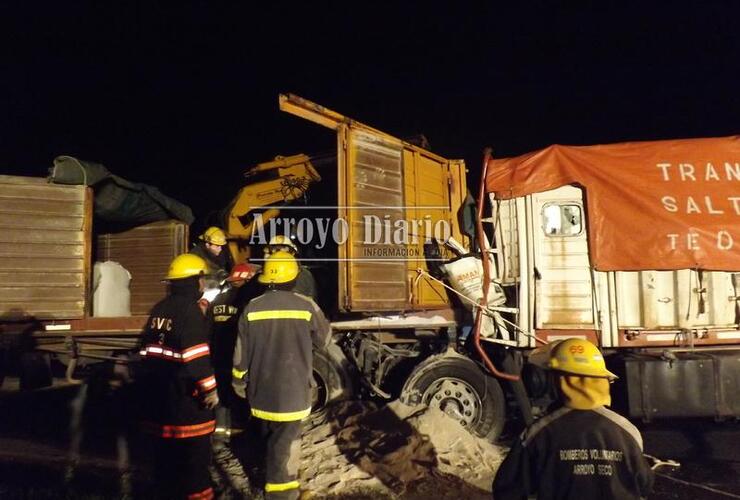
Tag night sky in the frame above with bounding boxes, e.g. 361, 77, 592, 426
2, 2, 738, 219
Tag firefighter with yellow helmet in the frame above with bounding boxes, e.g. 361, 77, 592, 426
190, 226, 234, 281
492, 338, 653, 500
232, 251, 331, 499
139, 253, 219, 499
264, 235, 317, 300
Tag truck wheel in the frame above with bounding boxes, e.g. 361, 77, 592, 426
311, 343, 355, 412
401, 354, 506, 441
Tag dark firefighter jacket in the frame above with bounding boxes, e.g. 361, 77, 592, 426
208, 284, 251, 403
138, 282, 217, 438
209, 285, 245, 330
294, 266, 317, 300
492, 406, 654, 500
190, 242, 233, 280
232, 289, 331, 421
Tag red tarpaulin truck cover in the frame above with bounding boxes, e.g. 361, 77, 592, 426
485, 136, 740, 271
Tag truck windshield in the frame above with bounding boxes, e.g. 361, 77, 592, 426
543, 203, 582, 236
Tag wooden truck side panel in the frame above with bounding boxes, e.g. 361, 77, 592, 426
1, 175, 187, 348
0, 175, 91, 320
96, 220, 189, 316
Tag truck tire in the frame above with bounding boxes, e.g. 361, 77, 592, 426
401, 354, 506, 441
311, 342, 355, 412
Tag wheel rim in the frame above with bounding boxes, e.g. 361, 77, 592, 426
311, 369, 329, 411
421, 377, 482, 428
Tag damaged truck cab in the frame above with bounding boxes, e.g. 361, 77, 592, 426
222, 95, 508, 439
223, 97, 740, 439
486, 139, 740, 420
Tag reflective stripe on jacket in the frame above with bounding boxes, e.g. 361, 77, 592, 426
139, 288, 217, 433
233, 289, 331, 421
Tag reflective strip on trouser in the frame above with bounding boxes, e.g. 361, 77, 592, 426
142, 420, 216, 439
251, 407, 311, 422
263, 420, 303, 499
215, 405, 232, 436
188, 486, 215, 499
232, 367, 247, 379
265, 481, 300, 493
247, 310, 312, 321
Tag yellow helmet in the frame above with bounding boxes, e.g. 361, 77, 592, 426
258, 250, 299, 284
200, 226, 227, 246
548, 338, 617, 380
165, 254, 209, 280
265, 234, 298, 254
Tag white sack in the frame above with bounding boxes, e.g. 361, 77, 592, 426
92, 261, 131, 317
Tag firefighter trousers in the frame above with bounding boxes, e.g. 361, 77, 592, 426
152, 433, 213, 499
260, 419, 303, 500
212, 325, 237, 438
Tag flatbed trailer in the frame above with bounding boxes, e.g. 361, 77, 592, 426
0, 174, 187, 384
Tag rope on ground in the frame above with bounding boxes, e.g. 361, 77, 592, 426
644, 454, 681, 470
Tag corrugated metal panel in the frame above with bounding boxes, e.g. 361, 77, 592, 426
615, 270, 736, 329
278, 95, 466, 313
403, 150, 455, 309
341, 130, 466, 312
0, 175, 89, 319
344, 129, 408, 311
96, 220, 188, 315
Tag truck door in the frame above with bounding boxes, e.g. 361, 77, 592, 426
531, 186, 595, 330
341, 128, 409, 310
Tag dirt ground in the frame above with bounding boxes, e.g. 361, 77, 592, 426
215, 399, 503, 499
1, 378, 738, 499
296, 400, 503, 499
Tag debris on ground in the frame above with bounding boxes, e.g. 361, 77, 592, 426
298, 400, 505, 499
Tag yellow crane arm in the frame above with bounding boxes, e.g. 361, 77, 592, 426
226, 154, 321, 263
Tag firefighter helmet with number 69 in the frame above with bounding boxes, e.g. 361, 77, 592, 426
547, 338, 617, 380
